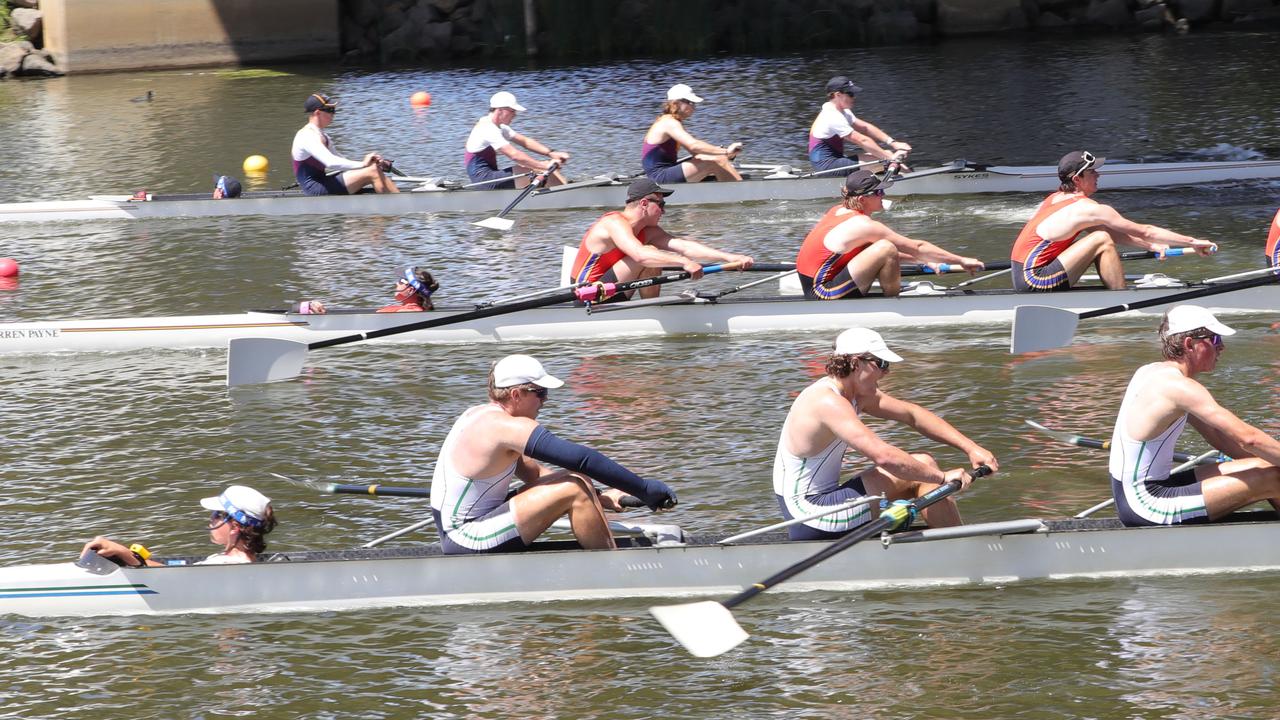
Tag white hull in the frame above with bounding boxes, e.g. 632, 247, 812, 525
2, 514, 1278, 617
3, 159, 1279, 223
1, 282, 1275, 355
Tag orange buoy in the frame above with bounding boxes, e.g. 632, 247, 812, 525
0, 258, 19, 277
410, 91, 432, 107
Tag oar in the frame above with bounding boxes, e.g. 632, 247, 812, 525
717, 494, 884, 545
226, 263, 739, 387
272, 472, 433, 498
650, 465, 991, 658
955, 250, 1184, 289
1011, 266, 1279, 354
1023, 420, 1222, 465
473, 161, 561, 231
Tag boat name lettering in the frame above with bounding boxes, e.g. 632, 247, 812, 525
952, 173, 990, 180
0, 328, 60, 339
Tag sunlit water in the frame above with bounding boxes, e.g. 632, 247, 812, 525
1, 32, 1279, 719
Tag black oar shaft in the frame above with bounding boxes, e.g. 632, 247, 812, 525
1079, 269, 1279, 321
330, 484, 431, 498
489, 161, 559, 219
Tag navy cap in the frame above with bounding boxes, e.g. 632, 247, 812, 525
627, 178, 674, 203
304, 93, 336, 113
1058, 150, 1105, 182
825, 75, 863, 95
842, 169, 884, 196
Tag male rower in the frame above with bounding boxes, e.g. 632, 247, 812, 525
292, 93, 399, 196
795, 170, 983, 299
465, 91, 569, 189
773, 327, 998, 539
569, 178, 754, 301
1108, 305, 1280, 526
808, 76, 912, 176
1010, 150, 1215, 292
429, 354, 677, 554
1265, 207, 1279, 267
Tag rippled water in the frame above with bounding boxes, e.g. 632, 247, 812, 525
2, 31, 1280, 719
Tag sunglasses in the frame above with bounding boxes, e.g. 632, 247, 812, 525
1192, 333, 1224, 350
526, 386, 549, 400
208, 510, 230, 529
860, 355, 891, 372
647, 196, 666, 209
1070, 151, 1097, 179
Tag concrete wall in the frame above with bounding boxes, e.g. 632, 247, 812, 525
42, 0, 339, 73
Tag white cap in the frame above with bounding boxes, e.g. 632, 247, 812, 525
492, 354, 565, 389
489, 91, 526, 112
200, 485, 271, 527
834, 327, 903, 363
666, 83, 704, 103
1162, 304, 1236, 337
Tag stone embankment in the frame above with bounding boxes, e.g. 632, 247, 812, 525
337, 0, 1280, 63
1, 0, 63, 78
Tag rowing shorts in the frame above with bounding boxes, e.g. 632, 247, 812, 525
776, 475, 873, 541
797, 273, 866, 300
644, 162, 687, 185
1011, 258, 1069, 292
434, 502, 529, 554
1111, 468, 1210, 527
573, 266, 633, 307
808, 155, 858, 176
466, 160, 515, 190
297, 165, 350, 197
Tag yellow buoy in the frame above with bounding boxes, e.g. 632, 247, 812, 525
242, 154, 269, 173
410, 91, 432, 107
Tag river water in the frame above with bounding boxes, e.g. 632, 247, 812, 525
1, 31, 1279, 719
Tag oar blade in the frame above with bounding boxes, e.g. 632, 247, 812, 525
226, 338, 309, 387
1010, 305, 1080, 354
473, 216, 515, 231
649, 600, 749, 658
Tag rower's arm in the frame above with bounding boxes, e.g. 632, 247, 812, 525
498, 142, 556, 173
298, 131, 364, 172
523, 426, 676, 510
1085, 204, 1213, 252
1177, 380, 1280, 465
610, 223, 702, 271
661, 118, 730, 157
662, 236, 754, 267
847, 119, 898, 161
822, 393, 947, 483
867, 391, 999, 472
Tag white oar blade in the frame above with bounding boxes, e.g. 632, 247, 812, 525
649, 600, 749, 658
473, 216, 515, 231
1010, 305, 1080, 354
226, 338, 309, 387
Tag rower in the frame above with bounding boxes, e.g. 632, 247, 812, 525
212, 174, 242, 199
292, 92, 399, 196
569, 178, 754, 302
773, 327, 997, 539
465, 91, 569, 189
378, 267, 439, 313
808, 75, 912, 176
1108, 305, 1280, 526
429, 354, 677, 554
79, 486, 277, 566
641, 83, 742, 183
795, 169, 983, 299
1010, 150, 1215, 292
1266, 207, 1279, 267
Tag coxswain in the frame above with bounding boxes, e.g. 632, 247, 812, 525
212, 174, 242, 199
429, 354, 677, 554
1010, 151, 1215, 292
1108, 305, 1280, 526
378, 267, 439, 313
464, 91, 569, 189
795, 170, 983, 299
808, 75, 912, 176
569, 178, 754, 302
292, 93, 399, 196
80, 486, 277, 566
773, 327, 997, 539
641, 83, 742, 183
1265, 207, 1279, 267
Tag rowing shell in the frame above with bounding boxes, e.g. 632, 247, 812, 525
2, 158, 1279, 224
2, 512, 1277, 617
0, 279, 1274, 355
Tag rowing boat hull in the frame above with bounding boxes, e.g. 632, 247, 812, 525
0, 282, 1274, 355
3, 159, 1278, 223
3, 515, 1277, 617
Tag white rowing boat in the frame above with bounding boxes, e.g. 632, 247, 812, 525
3, 158, 1279, 223
0, 277, 1274, 355
3, 512, 1277, 617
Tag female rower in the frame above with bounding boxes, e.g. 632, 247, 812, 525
641, 83, 742, 184
808, 75, 912, 176
80, 486, 277, 567
378, 267, 439, 313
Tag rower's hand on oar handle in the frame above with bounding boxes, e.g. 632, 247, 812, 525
548, 150, 571, 164
956, 257, 986, 276
889, 139, 913, 153
725, 142, 743, 159
947, 463, 994, 491
968, 446, 999, 473
654, 487, 678, 512
682, 260, 705, 279
722, 255, 755, 272
1188, 239, 1218, 257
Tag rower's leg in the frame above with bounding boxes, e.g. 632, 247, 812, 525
682, 157, 742, 182
1056, 230, 1122, 288
1197, 460, 1280, 520
607, 257, 662, 298
846, 239, 900, 296
860, 453, 963, 528
512, 473, 617, 549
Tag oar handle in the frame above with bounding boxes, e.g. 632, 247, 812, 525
723, 464, 992, 610
1078, 270, 1280, 320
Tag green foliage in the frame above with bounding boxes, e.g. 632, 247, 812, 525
0, 0, 15, 44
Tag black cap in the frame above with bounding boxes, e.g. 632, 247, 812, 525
304, 93, 336, 113
213, 174, 242, 199
1057, 150, 1104, 181
825, 75, 862, 95
627, 178, 675, 203
842, 169, 884, 196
